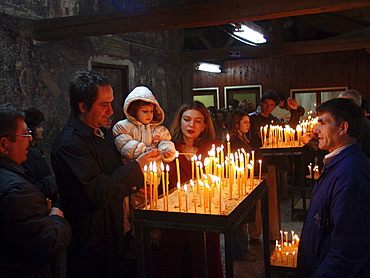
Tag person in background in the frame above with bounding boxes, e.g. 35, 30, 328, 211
271, 92, 291, 121
21, 108, 59, 205
238, 99, 256, 114
207, 105, 216, 121
228, 99, 239, 112
297, 98, 370, 277
247, 90, 301, 245
213, 109, 227, 144
51, 71, 161, 278
338, 89, 362, 106
151, 101, 223, 278
0, 103, 71, 277
229, 109, 256, 261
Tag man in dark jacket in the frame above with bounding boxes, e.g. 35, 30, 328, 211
51, 70, 161, 277
298, 98, 370, 277
0, 103, 71, 277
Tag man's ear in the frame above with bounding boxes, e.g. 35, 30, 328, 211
78, 102, 87, 113
339, 121, 349, 135
0, 137, 9, 156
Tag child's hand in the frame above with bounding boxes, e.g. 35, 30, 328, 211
161, 149, 175, 159
144, 145, 156, 152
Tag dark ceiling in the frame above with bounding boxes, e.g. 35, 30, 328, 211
183, 7, 370, 52
32, 1, 370, 62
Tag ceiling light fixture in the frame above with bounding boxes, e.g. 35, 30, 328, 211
230, 23, 267, 46
197, 62, 222, 73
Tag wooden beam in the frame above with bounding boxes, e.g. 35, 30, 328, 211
33, 0, 370, 41
180, 36, 370, 61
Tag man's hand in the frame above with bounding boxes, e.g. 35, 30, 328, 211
161, 149, 175, 159
136, 149, 161, 168
286, 98, 298, 110
49, 207, 64, 218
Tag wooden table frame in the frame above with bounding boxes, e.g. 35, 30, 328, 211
134, 178, 270, 278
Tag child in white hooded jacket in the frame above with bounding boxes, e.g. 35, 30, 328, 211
113, 86, 175, 163
113, 86, 176, 237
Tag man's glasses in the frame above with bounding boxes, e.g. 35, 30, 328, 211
0, 128, 32, 139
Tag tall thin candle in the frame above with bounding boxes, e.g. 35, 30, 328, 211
177, 182, 182, 212
166, 164, 170, 210
143, 165, 147, 210
175, 151, 181, 185
161, 163, 166, 211
258, 159, 262, 182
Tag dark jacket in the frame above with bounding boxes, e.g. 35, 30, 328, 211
51, 114, 144, 278
298, 142, 370, 277
21, 145, 59, 205
0, 156, 71, 278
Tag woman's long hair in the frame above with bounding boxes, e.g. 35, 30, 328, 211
229, 109, 251, 142
170, 101, 215, 147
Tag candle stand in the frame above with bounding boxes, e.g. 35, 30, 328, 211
134, 178, 269, 278
259, 146, 308, 221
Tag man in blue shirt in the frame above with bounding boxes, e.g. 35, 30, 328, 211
297, 98, 370, 277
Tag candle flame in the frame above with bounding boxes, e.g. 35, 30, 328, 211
226, 133, 230, 142
153, 162, 157, 173
166, 164, 170, 171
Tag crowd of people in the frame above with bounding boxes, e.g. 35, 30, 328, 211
1, 70, 370, 277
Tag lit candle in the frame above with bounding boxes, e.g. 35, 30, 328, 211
217, 177, 222, 215
220, 145, 224, 165
184, 184, 188, 213
280, 230, 283, 246
161, 162, 166, 211
166, 164, 170, 211
258, 159, 262, 182
206, 183, 211, 214
226, 133, 231, 156
149, 162, 153, 210
175, 151, 181, 185
190, 179, 196, 213
191, 155, 196, 181
144, 165, 148, 210
153, 162, 158, 209
177, 182, 182, 212
284, 231, 288, 245
198, 180, 204, 207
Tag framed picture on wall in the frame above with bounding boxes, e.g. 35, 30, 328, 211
224, 85, 262, 109
193, 87, 220, 109
290, 87, 348, 119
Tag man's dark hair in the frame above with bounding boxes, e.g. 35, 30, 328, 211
316, 98, 365, 139
24, 108, 45, 133
260, 91, 279, 106
69, 70, 111, 115
0, 103, 24, 142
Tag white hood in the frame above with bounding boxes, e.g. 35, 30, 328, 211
123, 86, 164, 125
